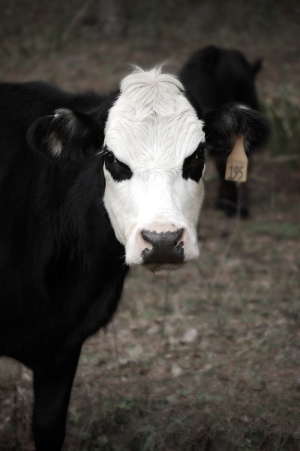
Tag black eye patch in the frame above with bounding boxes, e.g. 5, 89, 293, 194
182, 143, 206, 182
102, 146, 133, 182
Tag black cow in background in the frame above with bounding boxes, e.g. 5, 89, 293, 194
179, 45, 264, 218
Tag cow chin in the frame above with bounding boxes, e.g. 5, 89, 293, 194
143, 262, 185, 273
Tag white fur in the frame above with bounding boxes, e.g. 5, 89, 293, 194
237, 104, 249, 110
49, 133, 63, 157
50, 109, 77, 157
103, 67, 205, 269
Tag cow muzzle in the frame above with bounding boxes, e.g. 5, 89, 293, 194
141, 228, 184, 272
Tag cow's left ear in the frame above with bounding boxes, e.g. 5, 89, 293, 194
27, 109, 104, 163
203, 104, 270, 157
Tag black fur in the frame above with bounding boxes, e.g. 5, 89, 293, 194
0, 81, 126, 451
27, 109, 104, 163
103, 146, 133, 181
182, 143, 206, 182
204, 104, 270, 156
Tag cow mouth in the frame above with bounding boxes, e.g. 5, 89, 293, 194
143, 262, 185, 273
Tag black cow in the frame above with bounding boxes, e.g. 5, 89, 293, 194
0, 67, 269, 450
179, 45, 264, 218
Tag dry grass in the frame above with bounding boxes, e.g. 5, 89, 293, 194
0, 1, 300, 449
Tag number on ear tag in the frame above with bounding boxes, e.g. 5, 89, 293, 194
225, 136, 248, 182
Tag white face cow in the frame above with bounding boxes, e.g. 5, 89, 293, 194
102, 67, 206, 271
27, 66, 270, 273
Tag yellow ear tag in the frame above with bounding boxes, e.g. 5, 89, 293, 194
225, 135, 248, 182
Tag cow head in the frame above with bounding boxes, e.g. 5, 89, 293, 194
27, 67, 269, 272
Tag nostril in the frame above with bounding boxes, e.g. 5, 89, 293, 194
141, 229, 154, 246
174, 230, 184, 248
175, 240, 184, 249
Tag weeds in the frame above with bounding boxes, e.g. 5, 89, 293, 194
264, 98, 300, 169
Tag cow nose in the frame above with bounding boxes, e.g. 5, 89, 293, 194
141, 228, 184, 265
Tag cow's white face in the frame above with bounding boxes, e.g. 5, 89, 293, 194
28, 66, 270, 272
103, 67, 206, 271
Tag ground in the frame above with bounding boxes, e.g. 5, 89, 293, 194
0, 1, 299, 450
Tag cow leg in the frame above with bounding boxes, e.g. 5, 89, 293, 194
215, 159, 250, 218
215, 159, 238, 216
32, 346, 81, 451
236, 182, 250, 219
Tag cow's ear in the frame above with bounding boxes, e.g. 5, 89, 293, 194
27, 109, 104, 163
203, 104, 270, 158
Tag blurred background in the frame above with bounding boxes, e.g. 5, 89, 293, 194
0, 1, 299, 450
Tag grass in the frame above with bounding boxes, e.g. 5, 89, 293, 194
264, 98, 300, 169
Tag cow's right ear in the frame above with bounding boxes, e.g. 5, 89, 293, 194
27, 109, 104, 163
203, 104, 270, 158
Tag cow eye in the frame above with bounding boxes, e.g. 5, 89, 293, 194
103, 148, 133, 182
182, 143, 205, 182
105, 150, 117, 164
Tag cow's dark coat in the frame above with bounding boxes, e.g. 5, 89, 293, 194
180, 45, 264, 218
0, 82, 128, 450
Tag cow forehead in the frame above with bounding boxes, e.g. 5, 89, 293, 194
104, 67, 205, 169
